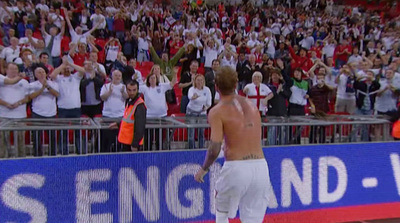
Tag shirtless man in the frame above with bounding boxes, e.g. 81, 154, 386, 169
194, 66, 270, 223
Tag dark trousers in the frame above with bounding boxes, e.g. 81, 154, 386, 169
288, 103, 305, 144
58, 108, 85, 155
309, 125, 326, 144
32, 112, 56, 156
52, 56, 61, 68
81, 104, 102, 118
100, 116, 120, 153
121, 143, 143, 152
180, 95, 189, 113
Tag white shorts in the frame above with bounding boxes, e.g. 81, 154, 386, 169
215, 159, 270, 223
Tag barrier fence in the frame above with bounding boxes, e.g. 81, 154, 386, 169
0, 115, 394, 158
0, 142, 400, 223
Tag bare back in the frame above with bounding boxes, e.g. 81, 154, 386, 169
212, 94, 264, 161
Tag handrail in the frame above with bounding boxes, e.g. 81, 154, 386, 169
0, 115, 391, 131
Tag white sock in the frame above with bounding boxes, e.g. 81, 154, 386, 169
216, 210, 229, 223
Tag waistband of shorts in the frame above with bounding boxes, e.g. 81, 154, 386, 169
223, 159, 267, 166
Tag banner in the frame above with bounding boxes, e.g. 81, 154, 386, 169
0, 143, 400, 223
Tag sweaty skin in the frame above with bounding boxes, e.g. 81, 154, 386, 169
214, 94, 264, 161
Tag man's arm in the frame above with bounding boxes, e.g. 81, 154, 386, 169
170, 46, 186, 66
195, 109, 223, 183
131, 103, 146, 149
149, 46, 162, 65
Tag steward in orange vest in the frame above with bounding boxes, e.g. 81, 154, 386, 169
117, 80, 147, 151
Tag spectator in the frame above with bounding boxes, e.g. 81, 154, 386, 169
0, 37, 20, 74
243, 71, 274, 116
29, 65, 59, 156
79, 61, 104, 119
100, 70, 127, 152
353, 70, 380, 141
376, 69, 400, 116
140, 67, 177, 150
50, 57, 84, 155
266, 67, 291, 145
335, 64, 357, 114
333, 39, 352, 68
179, 60, 199, 113
186, 74, 211, 149
240, 54, 260, 90
308, 71, 335, 143
0, 63, 29, 158
149, 42, 186, 80
205, 59, 220, 105
41, 19, 65, 68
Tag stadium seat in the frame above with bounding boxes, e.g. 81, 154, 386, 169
136, 61, 154, 77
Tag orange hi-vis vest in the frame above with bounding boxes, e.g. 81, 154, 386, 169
392, 120, 400, 139
118, 97, 145, 145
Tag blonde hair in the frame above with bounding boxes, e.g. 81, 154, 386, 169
149, 64, 162, 76
194, 74, 205, 89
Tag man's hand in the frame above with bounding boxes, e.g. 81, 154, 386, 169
108, 122, 118, 129
120, 85, 125, 93
194, 167, 208, 183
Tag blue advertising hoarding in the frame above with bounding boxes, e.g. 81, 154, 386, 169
0, 142, 400, 223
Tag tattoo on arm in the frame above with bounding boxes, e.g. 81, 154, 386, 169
202, 141, 222, 171
241, 154, 263, 160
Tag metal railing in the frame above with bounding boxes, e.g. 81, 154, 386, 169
0, 115, 393, 158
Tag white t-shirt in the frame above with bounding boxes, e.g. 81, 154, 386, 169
100, 83, 126, 118
70, 29, 91, 44
244, 83, 272, 112
138, 37, 149, 51
43, 33, 62, 57
36, 4, 49, 12
0, 46, 21, 63
90, 14, 106, 29
187, 86, 212, 115
49, 13, 64, 28
106, 45, 119, 61
336, 74, 356, 100
54, 72, 82, 109
29, 80, 59, 117
19, 37, 38, 50
132, 69, 144, 85
0, 79, 29, 118
375, 79, 398, 113
139, 83, 172, 118
204, 46, 218, 68
221, 56, 237, 70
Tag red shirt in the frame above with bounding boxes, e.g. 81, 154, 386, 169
95, 38, 107, 63
169, 40, 184, 57
113, 18, 125, 32
309, 46, 323, 59
73, 52, 89, 67
334, 45, 352, 62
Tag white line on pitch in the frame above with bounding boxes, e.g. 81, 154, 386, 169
362, 178, 378, 188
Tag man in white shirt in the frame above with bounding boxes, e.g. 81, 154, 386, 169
29, 65, 59, 156
19, 29, 38, 50
0, 63, 30, 158
64, 7, 102, 44
41, 19, 65, 68
247, 33, 261, 54
90, 8, 107, 30
35, 0, 49, 13
0, 37, 20, 74
50, 57, 84, 155
137, 31, 150, 62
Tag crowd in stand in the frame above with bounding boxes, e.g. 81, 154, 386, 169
0, 0, 400, 157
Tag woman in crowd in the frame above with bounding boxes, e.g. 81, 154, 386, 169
186, 74, 211, 149
140, 66, 177, 150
